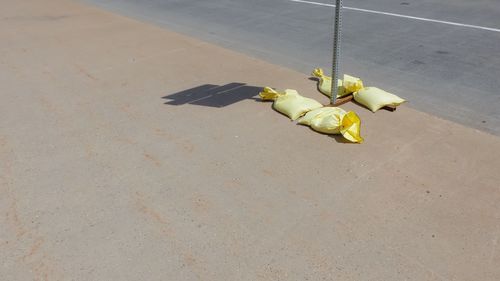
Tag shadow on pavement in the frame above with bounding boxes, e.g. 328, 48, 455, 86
162, 83, 262, 107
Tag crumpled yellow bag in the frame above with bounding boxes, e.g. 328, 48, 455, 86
312, 68, 364, 98
259, 87, 323, 120
353, 87, 406, 112
298, 107, 363, 143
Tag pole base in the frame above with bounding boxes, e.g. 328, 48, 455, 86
324, 93, 398, 111
324, 94, 353, 107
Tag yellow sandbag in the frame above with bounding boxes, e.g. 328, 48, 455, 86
259, 87, 323, 120
343, 74, 364, 94
311, 68, 344, 98
311, 68, 363, 98
298, 107, 363, 143
353, 87, 406, 112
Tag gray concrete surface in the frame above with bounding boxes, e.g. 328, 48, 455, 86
1, 0, 500, 280
81, 0, 500, 135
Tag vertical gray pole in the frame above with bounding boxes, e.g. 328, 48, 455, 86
330, 0, 343, 105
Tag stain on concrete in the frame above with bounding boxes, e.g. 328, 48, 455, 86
143, 153, 161, 167
114, 136, 138, 145
22, 237, 45, 261
133, 191, 212, 280
39, 96, 61, 114
74, 63, 98, 82
120, 103, 141, 120
256, 264, 287, 281
0, 137, 63, 281
193, 195, 212, 214
134, 192, 170, 227
154, 128, 195, 153
262, 169, 276, 177
84, 143, 95, 158
6, 198, 28, 238
223, 178, 242, 189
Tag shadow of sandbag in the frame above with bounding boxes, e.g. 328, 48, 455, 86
297, 123, 358, 144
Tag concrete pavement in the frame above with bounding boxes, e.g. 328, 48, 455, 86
1, 0, 500, 280
82, 0, 500, 135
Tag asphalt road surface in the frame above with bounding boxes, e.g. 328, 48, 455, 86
82, 0, 500, 135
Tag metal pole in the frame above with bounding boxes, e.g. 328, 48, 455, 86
330, 0, 343, 105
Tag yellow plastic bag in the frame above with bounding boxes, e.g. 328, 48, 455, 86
311, 68, 363, 98
353, 87, 406, 112
260, 87, 323, 120
298, 107, 363, 143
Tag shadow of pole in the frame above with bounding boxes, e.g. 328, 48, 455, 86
162, 83, 263, 108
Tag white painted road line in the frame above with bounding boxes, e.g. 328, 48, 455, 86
290, 0, 500, 33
